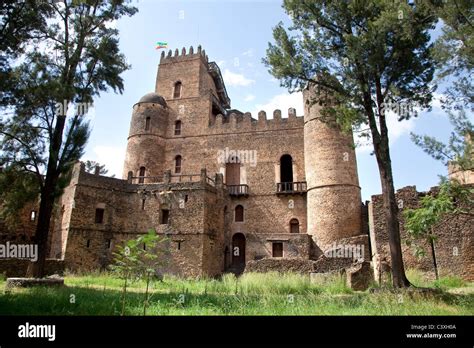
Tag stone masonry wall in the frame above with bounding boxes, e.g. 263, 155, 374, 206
370, 185, 474, 281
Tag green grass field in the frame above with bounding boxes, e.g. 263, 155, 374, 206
0, 270, 472, 315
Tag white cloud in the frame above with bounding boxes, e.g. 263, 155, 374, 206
217, 60, 226, 68
242, 49, 253, 57
252, 92, 304, 118
88, 145, 125, 178
244, 94, 256, 102
223, 69, 255, 87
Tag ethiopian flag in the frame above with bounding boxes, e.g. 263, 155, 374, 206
156, 41, 168, 49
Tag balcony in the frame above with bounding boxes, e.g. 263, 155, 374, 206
276, 182, 307, 195
227, 184, 249, 197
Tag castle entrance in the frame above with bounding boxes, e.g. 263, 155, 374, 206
231, 233, 246, 274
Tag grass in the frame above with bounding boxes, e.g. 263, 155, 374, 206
0, 270, 472, 315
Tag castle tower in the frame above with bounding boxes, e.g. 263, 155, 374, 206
122, 93, 169, 181
303, 83, 362, 252
155, 46, 231, 132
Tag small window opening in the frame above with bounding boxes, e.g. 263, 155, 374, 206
95, 208, 104, 224
161, 209, 170, 224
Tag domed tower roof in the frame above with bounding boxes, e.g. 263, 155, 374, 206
137, 92, 167, 106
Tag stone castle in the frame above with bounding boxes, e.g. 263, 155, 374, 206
1, 46, 472, 281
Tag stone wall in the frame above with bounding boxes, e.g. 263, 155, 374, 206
369, 185, 474, 281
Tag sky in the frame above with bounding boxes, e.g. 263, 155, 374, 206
82, 0, 472, 201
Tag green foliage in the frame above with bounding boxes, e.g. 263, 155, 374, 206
0, 1, 53, 106
409, 110, 473, 232
404, 181, 455, 240
0, 0, 138, 186
0, 1, 138, 276
109, 229, 168, 315
264, 0, 436, 125
404, 180, 473, 261
427, 0, 474, 109
0, 165, 39, 228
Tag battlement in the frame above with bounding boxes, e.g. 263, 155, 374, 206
209, 108, 303, 133
160, 45, 208, 64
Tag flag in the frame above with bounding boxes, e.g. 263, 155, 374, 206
156, 41, 168, 49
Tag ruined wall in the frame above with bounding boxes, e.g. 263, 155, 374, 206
370, 185, 474, 281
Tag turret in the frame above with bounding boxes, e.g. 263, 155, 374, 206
122, 93, 168, 181
303, 82, 362, 252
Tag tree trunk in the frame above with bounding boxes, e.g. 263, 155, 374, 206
430, 235, 439, 280
27, 115, 67, 278
374, 140, 411, 288
143, 275, 150, 316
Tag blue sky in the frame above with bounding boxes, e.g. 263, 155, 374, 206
83, 0, 471, 201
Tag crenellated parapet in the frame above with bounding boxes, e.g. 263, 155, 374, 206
160, 45, 208, 65
208, 108, 303, 134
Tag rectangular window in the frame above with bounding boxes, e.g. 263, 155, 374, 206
272, 242, 283, 258
174, 121, 181, 135
86, 239, 91, 248
106, 239, 111, 249
161, 209, 170, 224
95, 208, 104, 224
30, 211, 36, 222
145, 117, 151, 131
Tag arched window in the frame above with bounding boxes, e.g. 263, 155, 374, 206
139, 166, 146, 183
290, 218, 300, 233
145, 117, 151, 131
175, 155, 182, 174
174, 120, 182, 135
235, 205, 244, 222
173, 81, 182, 99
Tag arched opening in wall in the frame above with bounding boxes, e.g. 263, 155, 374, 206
174, 120, 182, 135
145, 117, 151, 131
290, 218, 300, 233
173, 81, 182, 99
234, 204, 244, 222
231, 233, 246, 272
225, 155, 240, 186
138, 166, 146, 183
175, 155, 182, 174
280, 154, 293, 184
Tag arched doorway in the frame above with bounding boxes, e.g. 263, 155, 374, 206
231, 233, 246, 273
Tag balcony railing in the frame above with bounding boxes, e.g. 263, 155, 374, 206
227, 184, 249, 196
276, 182, 307, 194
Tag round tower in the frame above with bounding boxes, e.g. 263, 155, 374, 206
303, 83, 362, 252
122, 92, 168, 181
